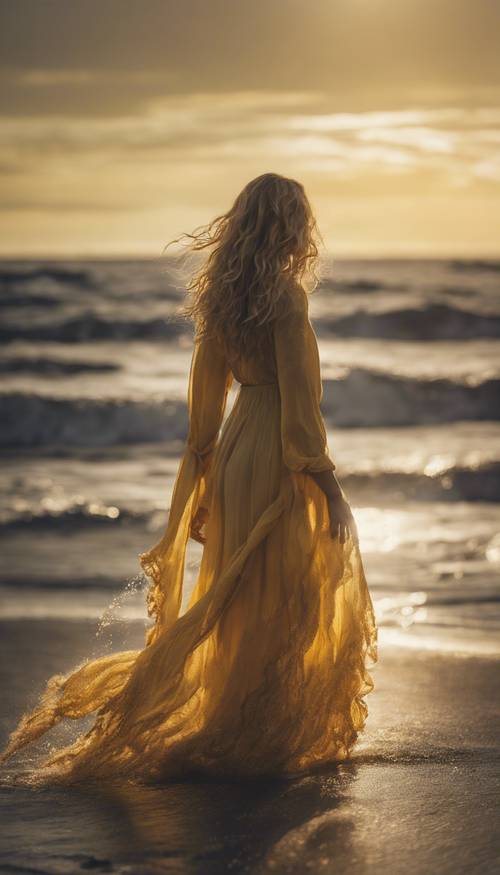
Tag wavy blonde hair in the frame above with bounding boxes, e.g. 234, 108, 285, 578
168, 173, 321, 357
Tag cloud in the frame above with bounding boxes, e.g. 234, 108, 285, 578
1, 1, 499, 116
1, 0, 499, 254
2, 95, 499, 197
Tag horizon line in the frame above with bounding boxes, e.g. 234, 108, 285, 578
0, 251, 499, 262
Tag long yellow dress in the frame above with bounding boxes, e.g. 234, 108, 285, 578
2, 285, 377, 781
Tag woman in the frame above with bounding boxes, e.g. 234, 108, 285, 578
1, 173, 377, 782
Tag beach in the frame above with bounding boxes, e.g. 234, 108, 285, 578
1, 256, 499, 872
1, 619, 499, 874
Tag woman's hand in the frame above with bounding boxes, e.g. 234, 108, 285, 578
190, 506, 209, 544
327, 496, 359, 545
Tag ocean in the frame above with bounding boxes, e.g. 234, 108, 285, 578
1, 256, 499, 656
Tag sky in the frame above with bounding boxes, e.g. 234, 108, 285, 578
1, 0, 499, 257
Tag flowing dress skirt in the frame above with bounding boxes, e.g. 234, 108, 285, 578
1, 292, 377, 782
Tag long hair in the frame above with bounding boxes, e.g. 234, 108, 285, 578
168, 173, 321, 358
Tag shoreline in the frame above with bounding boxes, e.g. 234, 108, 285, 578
1, 619, 499, 874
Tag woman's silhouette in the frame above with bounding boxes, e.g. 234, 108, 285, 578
1, 173, 377, 781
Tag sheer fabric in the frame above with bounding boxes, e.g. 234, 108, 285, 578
1, 285, 377, 781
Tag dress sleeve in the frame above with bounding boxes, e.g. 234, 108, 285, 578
139, 332, 232, 634
274, 288, 335, 473
187, 331, 233, 474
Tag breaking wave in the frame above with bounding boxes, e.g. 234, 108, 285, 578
451, 259, 500, 275
318, 303, 500, 340
0, 315, 187, 343
0, 501, 152, 532
3, 303, 497, 344
0, 265, 96, 288
1, 369, 499, 447
1, 463, 499, 539
0, 393, 188, 447
322, 369, 500, 427
0, 357, 120, 375
343, 462, 500, 503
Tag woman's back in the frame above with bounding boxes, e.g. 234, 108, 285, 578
224, 281, 304, 387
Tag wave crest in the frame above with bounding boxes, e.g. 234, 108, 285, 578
1, 370, 499, 447
318, 303, 500, 340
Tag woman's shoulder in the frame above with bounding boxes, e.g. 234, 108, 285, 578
278, 280, 309, 321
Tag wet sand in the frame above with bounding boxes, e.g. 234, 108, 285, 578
0, 619, 499, 874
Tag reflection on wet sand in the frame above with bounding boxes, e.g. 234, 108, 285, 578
1, 646, 499, 874
80, 766, 358, 873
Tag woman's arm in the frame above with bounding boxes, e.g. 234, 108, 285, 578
308, 468, 342, 500
187, 331, 233, 543
308, 469, 358, 545
274, 288, 359, 546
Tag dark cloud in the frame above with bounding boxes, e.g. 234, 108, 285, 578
0, 0, 499, 116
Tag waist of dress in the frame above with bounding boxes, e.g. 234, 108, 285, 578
239, 381, 277, 388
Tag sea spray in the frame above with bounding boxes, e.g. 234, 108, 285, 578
96, 573, 152, 652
